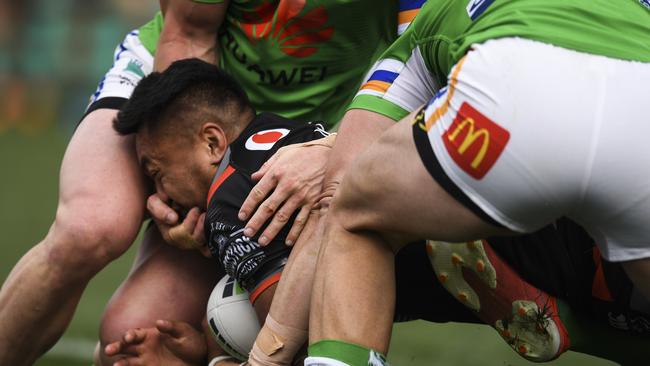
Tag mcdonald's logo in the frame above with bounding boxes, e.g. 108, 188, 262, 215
443, 103, 509, 179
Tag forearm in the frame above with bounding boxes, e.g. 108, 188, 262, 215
321, 109, 396, 202
155, 30, 219, 71
248, 214, 320, 365
155, 0, 227, 71
268, 213, 322, 330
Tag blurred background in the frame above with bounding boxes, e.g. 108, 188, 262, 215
0, 1, 618, 365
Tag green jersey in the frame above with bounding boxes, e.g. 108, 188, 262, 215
350, 0, 650, 121
139, 0, 404, 128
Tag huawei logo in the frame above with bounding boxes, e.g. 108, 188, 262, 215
239, 0, 334, 58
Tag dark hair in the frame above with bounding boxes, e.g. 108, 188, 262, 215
114, 58, 253, 137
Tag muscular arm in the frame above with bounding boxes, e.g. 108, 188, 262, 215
155, 0, 228, 71
321, 109, 396, 203
246, 110, 396, 364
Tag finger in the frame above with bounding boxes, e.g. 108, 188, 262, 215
244, 187, 293, 242
199, 245, 212, 258
105, 338, 140, 357
114, 357, 143, 366
193, 213, 206, 244
123, 328, 147, 345
285, 205, 311, 246
123, 357, 144, 366
250, 147, 283, 181
168, 225, 198, 249
167, 208, 201, 249
257, 194, 303, 246
147, 194, 178, 225
238, 172, 279, 223
113, 358, 128, 366
155, 319, 182, 338
105, 341, 123, 356
181, 207, 201, 231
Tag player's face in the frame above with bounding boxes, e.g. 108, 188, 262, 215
136, 128, 215, 210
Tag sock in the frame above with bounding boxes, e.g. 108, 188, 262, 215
305, 340, 389, 366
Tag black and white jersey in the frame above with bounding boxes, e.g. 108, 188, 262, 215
204, 112, 327, 292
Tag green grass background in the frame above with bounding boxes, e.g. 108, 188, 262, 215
0, 129, 617, 366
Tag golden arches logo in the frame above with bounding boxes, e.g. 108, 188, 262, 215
443, 103, 509, 180
447, 117, 489, 169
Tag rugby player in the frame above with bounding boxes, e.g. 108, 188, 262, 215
105, 58, 330, 366
0, 1, 420, 365
300, 1, 650, 365
105, 59, 649, 366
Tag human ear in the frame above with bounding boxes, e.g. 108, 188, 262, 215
200, 122, 228, 164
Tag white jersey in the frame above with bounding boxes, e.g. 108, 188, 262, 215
87, 30, 153, 109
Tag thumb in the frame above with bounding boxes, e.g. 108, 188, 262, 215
156, 319, 199, 340
155, 319, 184, 338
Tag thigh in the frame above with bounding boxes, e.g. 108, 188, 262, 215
58, 31, 153, 241
336, 110, 510, 247
57, 28, 153, 242
45, 108, 148, 272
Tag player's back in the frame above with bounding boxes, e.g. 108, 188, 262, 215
204, 112, 328, 292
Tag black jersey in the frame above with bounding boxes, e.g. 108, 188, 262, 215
204, 112, 327, 292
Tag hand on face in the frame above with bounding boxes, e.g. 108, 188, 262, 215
148, 193, 211, 257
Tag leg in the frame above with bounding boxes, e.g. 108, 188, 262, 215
248, 212, 320, 366
0, 109, 147, 366
308, 115, 509, 365
98, 225, 219, 366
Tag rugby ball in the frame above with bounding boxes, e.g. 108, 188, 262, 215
206, 275, 261, 360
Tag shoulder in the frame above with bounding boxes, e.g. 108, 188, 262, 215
229, 113, 326, 171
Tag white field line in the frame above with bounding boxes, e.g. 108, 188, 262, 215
44, 337, 95, 361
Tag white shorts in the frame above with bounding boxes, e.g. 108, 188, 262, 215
85, 30, 153, 112
414, 37, 650, 262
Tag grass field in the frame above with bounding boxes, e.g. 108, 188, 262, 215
0, 128, 618, 366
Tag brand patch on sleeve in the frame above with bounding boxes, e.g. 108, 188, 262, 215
245, 128, 290, 151
443, 102, 509, 179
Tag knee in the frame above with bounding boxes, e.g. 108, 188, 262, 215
98, 299, 137, 347
97, 305, 140, 366
45, 204, 140, 280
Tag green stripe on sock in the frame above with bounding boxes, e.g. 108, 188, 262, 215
308, 340, 388, 366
